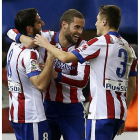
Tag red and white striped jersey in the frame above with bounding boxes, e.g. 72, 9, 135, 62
7, 42, 46, 123
7, 29, 90, 103
41, 31, 90, 103
72, 31, 137, 121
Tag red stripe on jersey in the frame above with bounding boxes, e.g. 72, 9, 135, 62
130, 59, 137, 71
13, 29, 19, 34
42, 30, 49, 32
16, 49, 26, 123
45, 82, 51, 100
50, 32, 57, 45
22, 58, 25, 68
55, 67, 62, 72
84, 49, 100, 61
55, 82, 63, 102
87, 38, 98, 46
44, 32, 57, 62
18, 93, 25, 122
70, 87, 78, 103
70, 62, 78, 75
116, 92, 124, 119
106, 90, 115, 118
104, 35, 114, 44
62, 48, 68, 52
30, 51, 37, 60
61, 64, 90, 88
9, 91, 14, 121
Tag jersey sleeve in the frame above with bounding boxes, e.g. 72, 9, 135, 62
72, 37, 101, 63
7, 29, 20, 42
55, 61, 90, 88
129, 48, 137, 76
23, 50, 41, 78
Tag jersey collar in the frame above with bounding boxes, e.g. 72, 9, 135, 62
107, 31, 121, 37
54, 31, 60, 43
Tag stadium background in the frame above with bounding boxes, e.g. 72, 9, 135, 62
2, 0, 138, 139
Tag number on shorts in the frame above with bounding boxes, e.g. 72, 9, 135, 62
43, 132, 48, 140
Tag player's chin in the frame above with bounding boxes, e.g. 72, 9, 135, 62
73, 38, 79, 43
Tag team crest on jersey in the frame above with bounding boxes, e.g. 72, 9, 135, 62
30, 59, 38, 71
82, 45, 87, 50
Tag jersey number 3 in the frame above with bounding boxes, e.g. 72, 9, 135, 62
116, 49, 127, 78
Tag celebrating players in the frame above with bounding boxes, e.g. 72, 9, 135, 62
34, 5, 137, 140
7, 9, 90, 140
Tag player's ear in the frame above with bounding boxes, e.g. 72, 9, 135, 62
102, 18, 107, 26
62, 21, 68, 29
26, 26, 33, 33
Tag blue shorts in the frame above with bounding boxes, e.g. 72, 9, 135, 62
10, 120, 51, 140
86, 119, 124, 140
44, 99, 86, 140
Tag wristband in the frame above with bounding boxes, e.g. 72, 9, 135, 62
15, 33, 22, 43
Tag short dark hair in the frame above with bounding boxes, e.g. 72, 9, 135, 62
99, 5, 121, 30
60, 9, 84, 27
15, 8, 38, 35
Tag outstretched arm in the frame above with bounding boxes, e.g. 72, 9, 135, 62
7, 29, 36, 48
34, 34, 78, 63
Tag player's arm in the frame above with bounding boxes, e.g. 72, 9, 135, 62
7, 29, 35, 48
34, 34, 78, 63
29, 52, 54, 92
54, 62, 90, 88
126, 76, 136, 108
126, 54, 137, 108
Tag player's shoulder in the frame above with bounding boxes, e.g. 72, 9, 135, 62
9, 42, 23, 51
87, 36, 102, 46
41, 30, 55, 39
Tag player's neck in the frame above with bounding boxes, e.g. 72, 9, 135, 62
102, 28, 118, 35
59, 31, 72, 48
27, 33, 34, 37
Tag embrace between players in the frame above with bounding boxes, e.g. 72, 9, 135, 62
7, 5, 137, 140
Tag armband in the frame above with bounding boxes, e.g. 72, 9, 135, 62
15, 33, 22, 43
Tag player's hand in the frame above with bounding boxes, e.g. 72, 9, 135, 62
117, 123, 125, 135
20, 35, 37, 48
39, 63, 45, 70
34, 34, 50, 49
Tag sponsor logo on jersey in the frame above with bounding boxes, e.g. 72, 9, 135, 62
54, 59, 76, 70
105, 80, 127, 92
8, 81, 22, 93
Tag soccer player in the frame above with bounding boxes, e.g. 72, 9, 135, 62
34, 5, 137, 140
7, 9, 90, 140
7, 8, 54, 140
